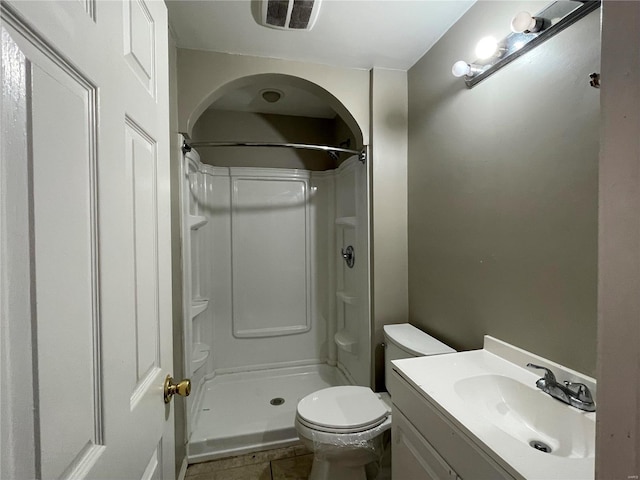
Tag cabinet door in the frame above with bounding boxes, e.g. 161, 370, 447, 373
392, 408, 459, 480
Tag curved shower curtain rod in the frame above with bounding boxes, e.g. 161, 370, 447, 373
182, 140, 367, 164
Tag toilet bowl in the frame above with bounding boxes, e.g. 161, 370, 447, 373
295, 323, 455, 480
295, 386, 391, 480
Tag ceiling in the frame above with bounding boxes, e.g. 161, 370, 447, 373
166, 0, 475, 71
210, 82, 338, 118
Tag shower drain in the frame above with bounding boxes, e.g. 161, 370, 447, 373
270, 397, 285, 406
529, 440, 552, 453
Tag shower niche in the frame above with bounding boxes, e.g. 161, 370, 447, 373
180, 76, 370, 463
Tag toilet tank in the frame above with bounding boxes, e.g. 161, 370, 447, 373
383, 323, 455, 390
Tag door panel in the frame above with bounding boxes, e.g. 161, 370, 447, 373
30, 49, 102, 480
141, 443, 163, 480
125, 117, 161, 393
124, 0, 156, 95
0, 1, 173, 478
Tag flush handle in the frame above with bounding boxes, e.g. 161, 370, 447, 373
164, 375, 191, 404
341, 245, 355, 268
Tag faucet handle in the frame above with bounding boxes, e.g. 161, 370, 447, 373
563, 381, 594, 403
526, 363, 557, 384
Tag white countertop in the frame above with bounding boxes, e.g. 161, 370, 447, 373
392, 336, 595, 480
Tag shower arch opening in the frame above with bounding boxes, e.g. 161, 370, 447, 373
180, 71, 371, 463
186, 72, 364, 152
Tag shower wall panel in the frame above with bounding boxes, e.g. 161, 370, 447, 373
334, 158, 371, 387
231, 173, 311, 337
209, 167, 330, 373
184, 154, 370, 395
311, 172, 337, 365
182, 154, 222, 428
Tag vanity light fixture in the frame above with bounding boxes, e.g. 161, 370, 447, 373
452, 0, 600, 88
510, 11, 546, 34
474, 36, 502, 60
451, 61, 483, 78
452, 36, 504, 78
512, 40, 527, 51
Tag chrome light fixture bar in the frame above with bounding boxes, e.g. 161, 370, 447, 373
455, 0, 600, 88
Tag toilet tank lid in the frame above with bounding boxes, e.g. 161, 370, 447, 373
383, 323, 455, 356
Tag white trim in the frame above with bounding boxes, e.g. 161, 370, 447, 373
176, 457, 188, 480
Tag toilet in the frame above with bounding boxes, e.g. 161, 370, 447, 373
295, 323, 455, 480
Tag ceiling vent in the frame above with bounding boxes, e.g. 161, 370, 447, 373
260, 0, 322, 31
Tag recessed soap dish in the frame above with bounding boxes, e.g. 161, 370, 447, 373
334, 330, 357, 354
191, 342, 211, 373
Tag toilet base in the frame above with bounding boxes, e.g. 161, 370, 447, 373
295, 408, 392, 480
309, 458, 367, 480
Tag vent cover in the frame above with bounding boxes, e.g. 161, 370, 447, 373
260, 0, 322, 31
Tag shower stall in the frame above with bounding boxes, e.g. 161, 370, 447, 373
180, 139, 371, 463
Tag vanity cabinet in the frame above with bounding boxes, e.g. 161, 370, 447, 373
393, 407, 459, 479
389, 368, 515, 480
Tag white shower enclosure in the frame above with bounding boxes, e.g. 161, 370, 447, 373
180, 147, 371, 463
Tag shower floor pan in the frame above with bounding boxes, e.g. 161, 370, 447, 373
187, 363, 349, 463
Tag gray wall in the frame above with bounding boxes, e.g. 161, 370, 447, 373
370, 68, 408, 391
192, 110, 352, 170
596, 2, 640, 474
407, 2, 600, 375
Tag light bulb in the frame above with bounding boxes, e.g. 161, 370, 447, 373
511, 11, 537, 33
512, 40, 526, 51
451, 60, 471, 78
475, 36, 499, 60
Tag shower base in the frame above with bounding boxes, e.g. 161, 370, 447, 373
187, 363, 349, 464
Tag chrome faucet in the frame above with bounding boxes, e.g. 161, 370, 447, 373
526, 363, 596, 412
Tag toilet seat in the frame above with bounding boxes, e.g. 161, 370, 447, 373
295, 413, 392, 445
296, 413, 387, 434
296, 386, 390, 434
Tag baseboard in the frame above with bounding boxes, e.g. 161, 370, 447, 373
177, 457, 188, 480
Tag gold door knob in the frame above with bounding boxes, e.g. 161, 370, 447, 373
164, 375, 191, 404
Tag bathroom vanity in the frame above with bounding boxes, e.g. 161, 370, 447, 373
388, 336, 596, 480
389, 368, 514, 479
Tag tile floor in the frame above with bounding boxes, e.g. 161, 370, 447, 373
185, 443, 313, 480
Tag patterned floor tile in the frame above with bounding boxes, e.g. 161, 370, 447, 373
271, 453, 314, 480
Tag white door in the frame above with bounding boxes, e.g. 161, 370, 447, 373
1, 1, 175, 479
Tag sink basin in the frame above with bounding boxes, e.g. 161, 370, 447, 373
391, 336, 597, 479
454, 374, 595, 459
